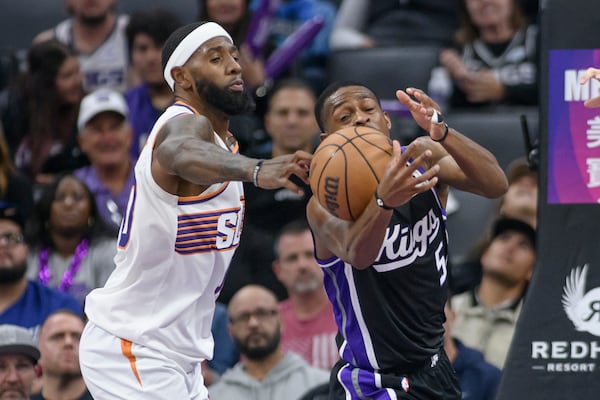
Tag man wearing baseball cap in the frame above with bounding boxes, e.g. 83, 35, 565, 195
0, 324, 40, 399
450, 216, 536, 369
74, 88, 135, 233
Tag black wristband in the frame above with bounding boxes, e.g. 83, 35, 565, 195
374, 190, 394, 210
431, 123, 449, 143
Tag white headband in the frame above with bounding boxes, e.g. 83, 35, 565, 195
163, 22, 233, 91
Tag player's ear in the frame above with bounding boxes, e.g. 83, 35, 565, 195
384, 111, 392, 130
171, 66, 193, 90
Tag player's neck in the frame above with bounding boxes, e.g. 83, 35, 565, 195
41, 374, 87, 400
174, 94, 230, 139
289, 289, 330, 320
243, 348, 285, 381
148, 83, 174, 112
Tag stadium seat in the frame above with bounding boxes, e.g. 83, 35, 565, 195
327, 46, 441, 141
444, 107, 539, 264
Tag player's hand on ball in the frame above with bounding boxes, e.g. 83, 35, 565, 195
255, 151, 312, 194
376, 140, 440, 208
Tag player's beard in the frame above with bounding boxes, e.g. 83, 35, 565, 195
194, 78, 255, 115
234, 329, 281, 361
0, 261, 27, 284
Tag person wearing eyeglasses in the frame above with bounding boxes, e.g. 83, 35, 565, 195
0, 202, 81, 337
208, 285, 328, 400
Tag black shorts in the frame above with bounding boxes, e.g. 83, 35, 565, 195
328, 350, 461, 399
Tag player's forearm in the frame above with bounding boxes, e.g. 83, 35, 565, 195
169, 141, 256, 185
343, 199, 393, 269
439, 127, 508, 198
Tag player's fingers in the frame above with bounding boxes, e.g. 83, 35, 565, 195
414, 163, 440, 184
281, 178, 305, 195
286, 163, 310, 185
414, 176, 439, 193
395, 89, 417, 109
580, 68, 600, 84
584, 96, 600, 108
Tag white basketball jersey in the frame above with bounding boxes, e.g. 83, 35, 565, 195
84, 102, 245, 369
54, 15, 130, 93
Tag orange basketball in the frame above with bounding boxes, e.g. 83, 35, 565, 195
310, 126, 392, 221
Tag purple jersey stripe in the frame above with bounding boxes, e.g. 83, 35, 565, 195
321, 257, 378, 370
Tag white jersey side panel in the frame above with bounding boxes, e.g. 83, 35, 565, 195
84, 103, 245, 369
54, 15, 130, 93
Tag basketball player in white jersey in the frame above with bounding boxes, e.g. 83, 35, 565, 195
78, 22, 311, 400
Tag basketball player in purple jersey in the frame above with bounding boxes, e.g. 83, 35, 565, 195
307, 81, 508, 399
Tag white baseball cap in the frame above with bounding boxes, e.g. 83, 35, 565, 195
77, 88, 129, 131
0, 325, 40, 362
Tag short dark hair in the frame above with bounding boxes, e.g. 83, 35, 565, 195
314, 80, 376, 132
266, 78, 316, 113
273, 219, 311, 258
161, 22, 205, 73
126, 8, 182, 59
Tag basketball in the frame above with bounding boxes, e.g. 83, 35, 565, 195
310, 126, 392, 221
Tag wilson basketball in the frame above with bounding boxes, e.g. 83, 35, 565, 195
310, 126, 392, 221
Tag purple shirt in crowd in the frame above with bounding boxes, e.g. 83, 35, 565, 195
125, 83, 162, 157
74, 165, 135, 233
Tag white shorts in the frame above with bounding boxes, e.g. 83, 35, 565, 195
79, 322, 208, 400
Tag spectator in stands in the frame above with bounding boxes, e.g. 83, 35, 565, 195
0, 324, 40, 400
498, 157, 538, 228
201, 302, 240, 385
31, 310, 92, 400
74, 89, 134, 233
260, 0, 337, 93
208, 285, 329, 399
0, 132, 33, 221
451, 157, 538, 293
444, 301, 501, 400
199, 0, 266, 91
0, 203, 81, 336
34, 0, 131, 93
273, 220, 338, 370
125, 8, 181, 158
438, 0, 539, 107
25, 174, 116, 306
329, 0, 458, 50
450, 217, 536, 369
220, 79, 319, 303
2, 40, 87, 186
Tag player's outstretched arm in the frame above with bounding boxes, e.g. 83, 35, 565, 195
153, 114, 310, 194
396, 87, 508, 199
581, 67, 600, 108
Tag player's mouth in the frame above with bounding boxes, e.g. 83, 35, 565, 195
229, 79, 244, 92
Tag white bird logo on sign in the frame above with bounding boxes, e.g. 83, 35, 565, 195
562, 264, 600, 337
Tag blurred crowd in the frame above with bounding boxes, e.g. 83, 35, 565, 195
0, 0, 541, 399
